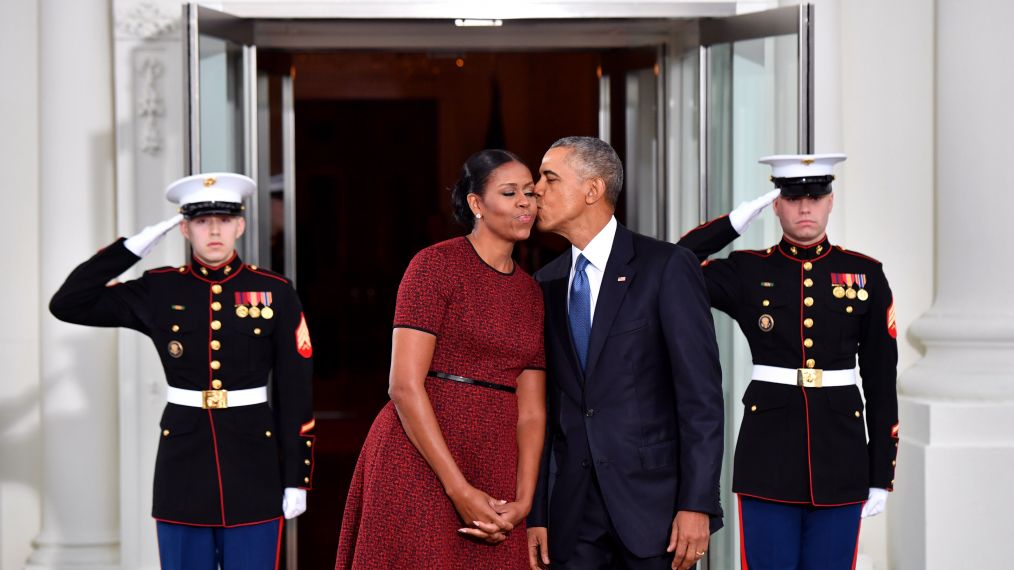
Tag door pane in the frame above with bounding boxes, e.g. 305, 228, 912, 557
199, 35, 246, 173
704, 32, 799, 570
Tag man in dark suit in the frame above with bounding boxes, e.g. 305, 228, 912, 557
526, 137, 724, 570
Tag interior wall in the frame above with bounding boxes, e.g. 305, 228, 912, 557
0, 1, 42, 568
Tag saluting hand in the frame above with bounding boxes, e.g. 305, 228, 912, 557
729, 189, 781, 234
124, 213, 185, 258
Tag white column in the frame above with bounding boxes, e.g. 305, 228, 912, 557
891, 0, 1014, 568
28, 0, 120, 568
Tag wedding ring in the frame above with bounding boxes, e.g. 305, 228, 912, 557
696, 551, 706, 556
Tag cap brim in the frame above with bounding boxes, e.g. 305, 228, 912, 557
181, 201, 245, 219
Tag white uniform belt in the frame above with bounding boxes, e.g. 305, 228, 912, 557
166, 386, 268, 408
752, 365, 857, 387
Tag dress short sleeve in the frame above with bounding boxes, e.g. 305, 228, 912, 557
393, 247, 453, 336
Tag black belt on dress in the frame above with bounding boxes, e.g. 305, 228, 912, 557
427, 370, 516, 394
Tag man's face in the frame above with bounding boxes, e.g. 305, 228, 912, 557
533, 147, 591, 234
772, 193, 833, 245
180, 214, 245, 266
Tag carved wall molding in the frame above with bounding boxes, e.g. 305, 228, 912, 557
115, 0, 180, 40
136, 57, 166, 155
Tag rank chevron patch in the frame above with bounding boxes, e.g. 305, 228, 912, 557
887, 302, 897, 339
296, 313, 313, 358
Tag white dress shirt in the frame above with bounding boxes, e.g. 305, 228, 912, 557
568, 216, 618, 326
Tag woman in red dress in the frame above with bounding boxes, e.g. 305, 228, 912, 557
336, 150, 546, 569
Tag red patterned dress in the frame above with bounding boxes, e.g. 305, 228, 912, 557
336, 237, 545, 569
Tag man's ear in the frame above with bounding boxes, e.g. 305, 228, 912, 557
179, 219, 190, 240
584, 177, 607, 206
826, 192, 834, 214
236, 216, 247, 239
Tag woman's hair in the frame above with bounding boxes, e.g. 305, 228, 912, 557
451, 149, 525, 230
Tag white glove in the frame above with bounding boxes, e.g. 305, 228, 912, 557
124, 213, 184, 257
861, 487, 889, 518
282, 487, 307, 519
728, 189, 780, 234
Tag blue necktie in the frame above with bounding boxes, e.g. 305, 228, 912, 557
569, 254, 591, 370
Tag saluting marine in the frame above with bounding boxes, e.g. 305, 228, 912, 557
50, 173, 315, 569
678, 155, 899, 569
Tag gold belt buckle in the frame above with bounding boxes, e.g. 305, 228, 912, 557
797, 368, 823, 388
201, 389, 229, 409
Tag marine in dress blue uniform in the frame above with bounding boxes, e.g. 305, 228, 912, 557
50, 173, 315, 570
678, 155, 899, 570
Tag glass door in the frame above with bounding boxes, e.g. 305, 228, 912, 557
679, 5, 814, 569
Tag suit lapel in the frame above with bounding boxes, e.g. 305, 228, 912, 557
545, 259, 586, 398
584, 225, 636, 381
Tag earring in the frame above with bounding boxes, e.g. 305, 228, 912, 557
474, 212, 482, 219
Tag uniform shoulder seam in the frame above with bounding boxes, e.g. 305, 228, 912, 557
733, 247, 775, 258
246, 266, 291, 284
835, 246, 882, 264
145, 266, 179, 274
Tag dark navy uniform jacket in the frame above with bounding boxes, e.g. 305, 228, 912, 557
50, 238, 314, 526
679, 216, 899, 506
529, 224, 724, 560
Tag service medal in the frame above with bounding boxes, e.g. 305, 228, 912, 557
845, 288, 857, 300
857, 289, 869, 301
758, 314, 774, 332
236, 305, 249, 318
249, 306, 261, 319
833, 286, 845, 299
261, 306, 274, 320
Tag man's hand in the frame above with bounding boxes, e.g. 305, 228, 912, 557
728, 189, 780, 234
861, 487, 889, 518
527, 526, 550, 569
281, 487, 306, 519
124, 213, 184, 258
667, 510, 710, 570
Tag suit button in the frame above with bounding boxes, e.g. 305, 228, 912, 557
854, 411, 862, 418
306, 440, 312, 448
804, 297, 814, 307
762, 299, 770, 307
211, 320, 222, 331
305, 459, 311, 466
265, 431, 272, 438
846, 306, 854, 314
804, 278, 813, 288
750, 405, 758, 412
210, 340, 221, 351
211, 301, 222, 311
162, 429, 170, 437
806, 358, 816, 368
304, 477, 310, 484
803, 261, 813, 271
585, 408, 596, 417
892, 460, 897, 466
254, 328, 262, 335
803, 318, 814, 328
581, 460, 590, 468
211, 379, 222, 389
211, 284, 223, 294
210, 360, 221, 370
803, 338, 814, 348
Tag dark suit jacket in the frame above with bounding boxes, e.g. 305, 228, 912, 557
528, 223, 724, 559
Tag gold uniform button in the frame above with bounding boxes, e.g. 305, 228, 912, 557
211, 320, 222, 330
762, 300, 770, 307
210, 340, 221, 350
846, 306, 854, 314
804, 278, 813, 288
265, 431, 272, 438
806, 358, 816, 368
211, 301, 222, 311
171, 324, 180, 333
750, 405, 758, 412
254, 328, 262, 335
211, 379, 222, 389
249, 264, 258, 270
178, 267, 186, 273
306, 440, 312, 448
854, 411, 862, 418
804, 318, 814, 328
803, 261, 813, 271
304, 459, 311, 466
804, 297, 814, 307
162, 429, 170, 437
211, 284, 223, 294
892, 460, 897, 466
304, 477, 310, 484
804, 338, 814, 348
210, 360, 221, 370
